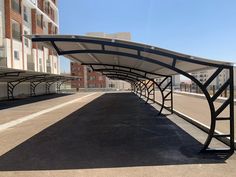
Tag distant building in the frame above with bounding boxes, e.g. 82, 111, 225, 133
86, 32, 131, 41
190, 68, 233, 89
155, 75, 180, 89
71, 32, 132, 90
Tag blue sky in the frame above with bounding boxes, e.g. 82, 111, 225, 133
59, 0, 236, 73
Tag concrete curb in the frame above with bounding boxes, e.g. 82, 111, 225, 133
174, 90, 236, 103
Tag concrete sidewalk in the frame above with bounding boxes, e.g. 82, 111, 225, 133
0, 92, 92, 124
155, 92, 236, 137
0, 92, 235, 177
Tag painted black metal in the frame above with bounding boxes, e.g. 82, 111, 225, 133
229, 67, 235, 151
7, 74, 47, 99
85, 63, 168, 77
32, 37, 232, 68
204, 67, 223, 87
156, 76, 173, 115
30, 36, 235, 152
0, 71, 23, 78
30, 76, 64, 96
96, 69, 147, 80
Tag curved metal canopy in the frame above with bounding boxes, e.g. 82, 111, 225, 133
28, 34, 235, 152
27, 35, 233, 76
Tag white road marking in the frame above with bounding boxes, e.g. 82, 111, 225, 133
0, 92, 98, 132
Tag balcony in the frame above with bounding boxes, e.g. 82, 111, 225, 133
0, 57, 7, 67
0, 49, 7, 67
11, 0, 21, 14
47, 66, 51, 73
27, 62, 35, 71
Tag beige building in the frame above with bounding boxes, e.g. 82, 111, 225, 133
155, 75, 180, 89
0, 0, 59, 73
86, 32, 131, 41
0, 0, 60, 99
191, 68, 233, 89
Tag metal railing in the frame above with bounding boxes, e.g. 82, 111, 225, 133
27, 62, 35, 71
47, 66, 51, 73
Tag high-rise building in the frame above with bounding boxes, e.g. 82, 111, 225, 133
0, 0, 59, 74
71, 32, 131, 90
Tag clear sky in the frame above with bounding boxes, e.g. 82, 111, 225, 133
58, 0, 236, 73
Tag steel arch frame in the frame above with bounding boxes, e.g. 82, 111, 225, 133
56, 78, 75, 93
7, 74, 48, 99
31, 36, 235, 152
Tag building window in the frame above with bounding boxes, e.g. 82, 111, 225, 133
36, 13, 43, 28
12, 20, 21, 41
88, 76, 96, 81
44, 1, 50, 15
24, 31, 29, 47
23, 6, 28, 22
39, 58, 42, 65
11, 0, 21, 14
39, 58, 43, 72
14, 50, 19, 60
46, 59, 50, 67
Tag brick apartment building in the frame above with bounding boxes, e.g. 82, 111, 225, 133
71, 63, 106, 89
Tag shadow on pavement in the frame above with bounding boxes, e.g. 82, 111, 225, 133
0, 92, 232, 171
0, 93, 74, 110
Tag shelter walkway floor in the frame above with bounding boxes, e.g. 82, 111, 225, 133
0, 92, 235, 177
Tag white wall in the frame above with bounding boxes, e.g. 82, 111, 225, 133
0, 0, 5, 47
4, 39, 12, 67
12, 40, 23, 69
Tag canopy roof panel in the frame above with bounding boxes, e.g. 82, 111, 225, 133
0, 67, 77, 82
27, 34, 234, 79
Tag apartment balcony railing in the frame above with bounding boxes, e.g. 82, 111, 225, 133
0, 57, 7, 67
46, 66, 51, 73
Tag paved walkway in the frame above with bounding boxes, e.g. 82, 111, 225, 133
0, 92, 235, 177
155, 92, 236, 137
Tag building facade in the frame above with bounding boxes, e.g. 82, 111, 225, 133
71, 32, 132, 90
191, 69, 229, 89
0, 0, 60, 99
0, 0, 59, 74
155, 75, 180, 89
